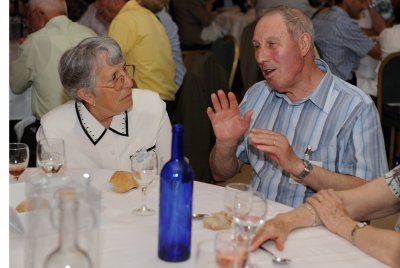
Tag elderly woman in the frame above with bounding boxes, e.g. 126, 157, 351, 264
36, 37, 172, 170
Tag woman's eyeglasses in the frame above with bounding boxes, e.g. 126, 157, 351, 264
97, 64, 135, 90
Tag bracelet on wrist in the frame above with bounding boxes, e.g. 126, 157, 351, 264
303, 203, 318, 226
350, 222, 367, 245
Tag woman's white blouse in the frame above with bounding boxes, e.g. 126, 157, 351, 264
36, 89, 172, 171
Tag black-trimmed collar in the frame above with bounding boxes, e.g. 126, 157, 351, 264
75, 101, 129, 145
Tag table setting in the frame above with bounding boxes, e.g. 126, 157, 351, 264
9, 166, 388, 268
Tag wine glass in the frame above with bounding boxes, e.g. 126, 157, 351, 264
131, 150, 157, 216
232, 191, 267, 268
9, 143, 29, 181
37, 138, 65, 178
224, 183, 252, 216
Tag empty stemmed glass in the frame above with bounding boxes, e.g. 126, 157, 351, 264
232, 191, 267, 268
37, 138, 65, 178
9, 143, 29, 181
131, 150, 157, 216
224, 183, 252, 217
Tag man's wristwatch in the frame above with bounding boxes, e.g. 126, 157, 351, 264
295, 159, 313, 180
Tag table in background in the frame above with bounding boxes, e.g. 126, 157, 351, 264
215, 6, 256, 48
9, 168, 388, 268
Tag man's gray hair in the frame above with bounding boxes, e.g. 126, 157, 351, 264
59, 36, 124, 101
262, 5, 315, 45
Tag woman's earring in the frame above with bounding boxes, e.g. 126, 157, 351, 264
92, 102, 96, 107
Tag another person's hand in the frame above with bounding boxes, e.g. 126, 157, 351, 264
248, 129, 301, 174
307, 189, 355, 236
207, 90, 252, 146
250, 215, 290, 251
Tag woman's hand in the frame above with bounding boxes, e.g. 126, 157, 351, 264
307, 189, 355, 237
250, 215, 290, 251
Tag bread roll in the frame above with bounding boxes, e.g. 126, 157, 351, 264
203, 211, 232, 230
109, 171, 138, 193
15, 197, 49, 213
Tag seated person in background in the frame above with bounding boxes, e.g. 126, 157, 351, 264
207, 6, 388, 208
10, 0, 96, 120
36, 37, 172, 170
96, 0, 178, 118
356, 0, 400, 167
139, 0, 186, 88
312, 0, 386, 85
251, 165, 400, 267
171, 0, 222, 49
10, 0, 96, 166
78, 0, 109, 36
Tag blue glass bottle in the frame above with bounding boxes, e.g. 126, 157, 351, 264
158, 124, 194, 262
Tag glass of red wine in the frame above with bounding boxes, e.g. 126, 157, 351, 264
9, 143, 29, 180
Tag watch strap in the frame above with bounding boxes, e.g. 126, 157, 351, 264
296, 159, 313, 180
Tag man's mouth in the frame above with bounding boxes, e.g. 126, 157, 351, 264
263, 68, 276, 77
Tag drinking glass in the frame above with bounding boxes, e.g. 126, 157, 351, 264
9, 143, 29, 180
215, 230, 248, 268
224, 183, 252, 216
131, 150, 157, 216
232, 191, 267, 268
37, 138, 65, 178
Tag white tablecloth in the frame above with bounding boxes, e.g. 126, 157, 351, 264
9, 168, 388, 267
215, 7, 256, 48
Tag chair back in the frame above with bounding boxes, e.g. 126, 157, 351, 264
313, 43, 322, 58
377, 51, 400, 168
239, 19, 264, 92
211, 35, 239, 90
173, 52, 229, 183
14, 116, 36, 142
377, 51, 400, 122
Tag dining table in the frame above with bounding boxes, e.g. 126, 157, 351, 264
215, 6, 256, 48
9, 168, 388, 268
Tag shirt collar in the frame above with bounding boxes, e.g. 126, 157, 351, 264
75, 101, 129, 145
272, 58, 333, 114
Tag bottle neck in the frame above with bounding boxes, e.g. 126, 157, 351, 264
171, 127, 184, 160
58, 197, 79, 251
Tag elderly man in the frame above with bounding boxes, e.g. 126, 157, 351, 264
207, 5, 388, 207
96, 0, 177, 118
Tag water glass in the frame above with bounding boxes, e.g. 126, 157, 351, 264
224, 183, 252, 216
215, 231, 248, 268
37, 138, 65, 177
131, 150, 157, 216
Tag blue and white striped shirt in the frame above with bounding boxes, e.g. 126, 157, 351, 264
237, 58, 388, 207
312, 6, 374, 81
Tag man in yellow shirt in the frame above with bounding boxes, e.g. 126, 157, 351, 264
97, 0, 177, 117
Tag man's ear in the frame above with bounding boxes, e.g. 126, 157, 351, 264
298, 32, 312, 57
77, 88, 96, 106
